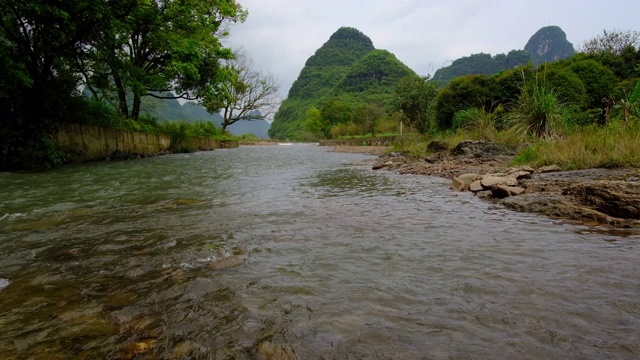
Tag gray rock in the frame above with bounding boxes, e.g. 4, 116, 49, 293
469, 180, 484, 192
451, 173, 479, 191
208, 255, 243, 270
481, 175, 518, 189
626, 176, 639, 182
427, 140, 449, 153
514, 165, 535, 174
538, 165, 562, 173
563, 181, 640, 219
0, 278, 9, 291
450, 140, 517, 159
509, 170, 532, 180
492, 185, 526, 199
475, 191, 494, 200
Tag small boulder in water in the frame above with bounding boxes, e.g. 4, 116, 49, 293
207, 255, 243, 270
0, 278, 9, 291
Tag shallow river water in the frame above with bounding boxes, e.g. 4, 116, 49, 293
0, 145, 639, 359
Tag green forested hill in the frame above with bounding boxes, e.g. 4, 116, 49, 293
328, 49, 416, 108
269, 28, 415, 140
432, 26, 575, 85
269, 27, 374, 140
286, 27, 375, 100
432, 50, 532, 85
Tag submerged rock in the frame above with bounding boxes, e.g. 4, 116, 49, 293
0, 278, 9, 291
256, 341, 297, 360
118, 338, 158, 360
208, 255, 243, 270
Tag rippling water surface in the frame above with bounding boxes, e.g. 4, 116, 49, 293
0, 145, 639, 359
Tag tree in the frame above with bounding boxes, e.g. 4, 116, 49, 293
433, 74, 497, 129
394, 76, 438, 133
353, 103, 386, 135
567, 59, 618, 123
204, 50, 279, 130
581, 29, 640, 55
304, 107, 328, 139
0, 0, 112, 168
85, 0, 247, 120
320, 100, 353, 125
580, 30, 640, 79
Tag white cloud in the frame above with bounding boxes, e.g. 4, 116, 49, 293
226, 0, 640, 100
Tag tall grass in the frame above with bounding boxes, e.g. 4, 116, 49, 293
512, 121, 640, 169
508, 81, 564, 140
453, 108, 497, 141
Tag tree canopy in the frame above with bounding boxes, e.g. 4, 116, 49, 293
0, 0, 246, 169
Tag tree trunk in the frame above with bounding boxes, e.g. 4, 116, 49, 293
112, 72, 129, 117
132, 94, 141, 121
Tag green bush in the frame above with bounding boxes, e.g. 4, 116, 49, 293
434, 74, 498, 129
508, 79, 565, 139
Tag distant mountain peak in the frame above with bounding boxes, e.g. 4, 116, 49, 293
524, 25, 575, 65
432, 25, 576, 85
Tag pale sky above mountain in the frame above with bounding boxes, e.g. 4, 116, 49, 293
225, 0, 640, 108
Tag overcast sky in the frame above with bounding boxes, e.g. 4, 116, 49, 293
225, 0, 640, 107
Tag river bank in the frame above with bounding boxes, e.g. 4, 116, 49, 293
333, 143, 640, 228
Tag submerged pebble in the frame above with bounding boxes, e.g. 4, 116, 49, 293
0, 278, 9, 290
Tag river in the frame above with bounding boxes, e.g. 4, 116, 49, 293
0, 145, 639, 359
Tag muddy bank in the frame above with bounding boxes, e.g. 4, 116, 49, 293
372, 140, 640, 228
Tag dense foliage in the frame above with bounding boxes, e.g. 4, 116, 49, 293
0, 0, 246, 170
432, 51, 533, 85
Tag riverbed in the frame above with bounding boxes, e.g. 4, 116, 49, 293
0, 145, 639, 359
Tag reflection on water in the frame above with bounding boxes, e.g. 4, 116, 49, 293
0, 145, 639, 359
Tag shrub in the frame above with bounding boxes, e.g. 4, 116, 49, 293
508, 80, 564, 139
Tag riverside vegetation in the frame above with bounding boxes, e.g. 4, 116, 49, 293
0, 1, 277, 170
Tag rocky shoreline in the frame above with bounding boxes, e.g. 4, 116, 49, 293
365, 141, 640, 228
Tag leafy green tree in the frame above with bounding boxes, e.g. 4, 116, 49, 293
567, 59, 618, 122
204, 50, 279, 130
85, 0, 247, 120
395, 76, 438, 133
494, 65, 535, 106
539, 64, 588, 109
304, 107, 328, 138
579, 30, 640, 80
434, 74, 498, 129
320, 100, 353, 126
353, 103, 386, 135
0, 0, 112, 168
581, 29, 640, 55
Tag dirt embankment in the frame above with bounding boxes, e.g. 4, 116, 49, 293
368, 141, 640, 228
